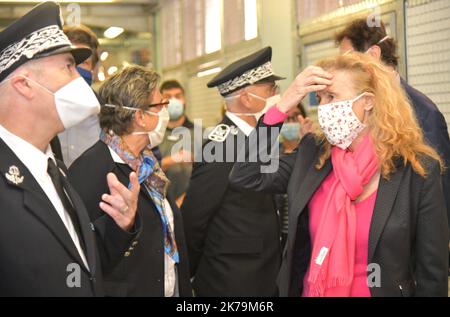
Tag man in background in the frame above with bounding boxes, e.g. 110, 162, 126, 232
57, 24, 101, 167
159, 80, 198, 207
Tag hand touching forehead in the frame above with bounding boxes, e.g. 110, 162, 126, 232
316, 70, 358, 105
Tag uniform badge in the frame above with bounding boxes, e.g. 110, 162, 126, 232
208, 124, 231, 143
5, 165, 24, 185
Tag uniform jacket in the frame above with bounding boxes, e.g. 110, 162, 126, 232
181, 116, 282, 297
0, 138, 137, 296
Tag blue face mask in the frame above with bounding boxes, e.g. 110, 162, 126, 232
280, 122, 301, 141
77, 66, 93, 86
168, 98, 185, 121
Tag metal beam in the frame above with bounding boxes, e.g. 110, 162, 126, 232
0, 2, 158, 32
0, 0, 158, 5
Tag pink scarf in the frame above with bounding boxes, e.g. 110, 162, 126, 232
304, 133, 379, 297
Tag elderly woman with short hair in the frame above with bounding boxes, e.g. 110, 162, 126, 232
68, 65, 191, 297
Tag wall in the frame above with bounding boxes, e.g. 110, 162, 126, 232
296, 0, 406, 111
260, 0, 298, 92
156, 0, 298, 127
406, 0, 450, 127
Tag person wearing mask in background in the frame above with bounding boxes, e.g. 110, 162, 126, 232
181, 47, 284, 297
335, 18, 450, 230
0, 2, 140, 296
279, 103, 310, 154
276, 103, 313, 249
68, 65, 192, 297
159, 80, 198, 207
56, 24, 101, 167
230, 53, 448, 297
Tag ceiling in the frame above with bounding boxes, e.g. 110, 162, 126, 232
0, 0, 160, 32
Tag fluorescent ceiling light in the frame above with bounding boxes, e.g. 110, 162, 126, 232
0, 0, 115, 2
98, 71, 106, 82
104, 27, 124, 39
100, 51, 109, 62
197, 67, 222, 78
107, 66, 118, 75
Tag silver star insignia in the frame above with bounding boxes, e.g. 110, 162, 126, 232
5, 165, 24, 185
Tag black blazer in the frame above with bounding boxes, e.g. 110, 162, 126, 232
0, 138, 136, 296
68, 141, 192, 297
401, 79, 450, 219
230, 122, 449, 297
181, 116, 281, 297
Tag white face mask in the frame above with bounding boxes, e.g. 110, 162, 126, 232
104, 104, 170, 149
138, 107, 170, 149
318, 93, 367, 150
226, 93, 281, 122
3, 76, 100, 129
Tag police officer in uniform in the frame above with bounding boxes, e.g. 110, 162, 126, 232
181, 47, 284, 297
0, 2, 140, 296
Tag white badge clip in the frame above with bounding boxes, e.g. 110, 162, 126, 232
208, 124, 231, 143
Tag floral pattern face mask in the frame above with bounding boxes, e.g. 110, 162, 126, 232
318, 93, 367, 150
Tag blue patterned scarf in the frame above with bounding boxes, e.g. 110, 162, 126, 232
101, 130, 179, 263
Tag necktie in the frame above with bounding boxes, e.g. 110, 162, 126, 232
47, 158, 85, 251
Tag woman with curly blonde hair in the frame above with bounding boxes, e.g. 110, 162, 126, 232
230, 52, 449, 297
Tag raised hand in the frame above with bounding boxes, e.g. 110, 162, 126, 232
99, 172, 140, 232
277, 66, 333, 113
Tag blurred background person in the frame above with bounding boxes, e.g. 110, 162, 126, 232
159, 80, 198, 207
279, 103, 309, 154
230, 53, 449, 297
56, 24, 101, 167
68, 65, 192, 297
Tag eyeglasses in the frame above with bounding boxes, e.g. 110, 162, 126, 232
252, 83, 280, 95
103, 100, 169, 112
147, 100, 169, 108
258, 83, 280, 95
271, 84, 281, 95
